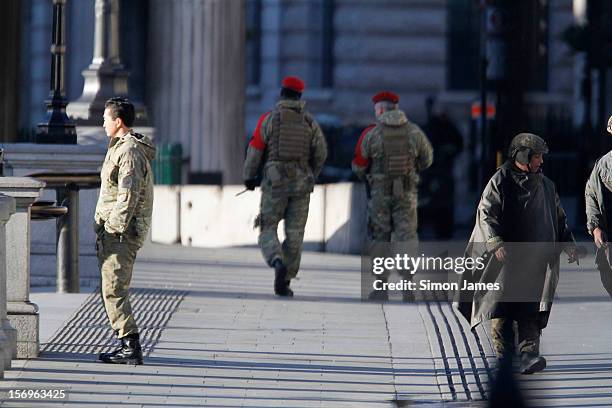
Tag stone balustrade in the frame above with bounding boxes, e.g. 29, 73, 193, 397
0, 194, 16, 377
0, 177, 44, 358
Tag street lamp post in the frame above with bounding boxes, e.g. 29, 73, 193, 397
36, 0, 77, 144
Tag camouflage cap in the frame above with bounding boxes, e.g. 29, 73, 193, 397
508, 133, 549, 164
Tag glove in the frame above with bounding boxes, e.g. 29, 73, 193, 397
244, 179, 258, 191
93, 220, 105, 236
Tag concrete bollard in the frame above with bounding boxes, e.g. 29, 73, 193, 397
0, 177, 44, 358
323, 183, 367, 254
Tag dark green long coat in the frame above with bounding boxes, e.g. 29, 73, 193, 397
456, 161, 575, 329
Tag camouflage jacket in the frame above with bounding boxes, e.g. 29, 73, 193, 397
352, 109, 433, 193
94, 131, 156, 243
243, 99, 327, 195
585, 152, 612, 235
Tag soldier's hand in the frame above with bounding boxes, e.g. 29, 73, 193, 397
244, 179, 258, 191
594, 227, 608, 249
494, 246, 507, 262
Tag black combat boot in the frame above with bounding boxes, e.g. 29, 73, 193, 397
272, 259, 293, 297
100, 333, 143, 365
285, 278, 294, 297
98, 336, 124, 362
368, 290, 388, 301
519, 352, 546, 374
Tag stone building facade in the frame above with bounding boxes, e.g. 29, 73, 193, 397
2, 0, 594, 191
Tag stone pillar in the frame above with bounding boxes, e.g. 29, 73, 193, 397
67, 0, 146, 124
0, 195, 16, 371
148, 0, 245, 184
0, 178, 44, 358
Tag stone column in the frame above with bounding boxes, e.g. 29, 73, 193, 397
0, 194, 16, 370
148, 0, 245, 184
67, 0, 146, 124
0, 178, 44, 358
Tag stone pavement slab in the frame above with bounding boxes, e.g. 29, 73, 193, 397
0, 243, 610, 407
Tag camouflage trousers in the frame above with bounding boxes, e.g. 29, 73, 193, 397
257, 191, 310, 280
367, 190, 418, 280
367, 190, 418, 242
96, 230, 140, 338
491, 317, 541, 358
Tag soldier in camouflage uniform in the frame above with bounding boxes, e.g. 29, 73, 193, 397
460, 133, 577, 374
352, 91, 433, 301
94, 97, 155, 365
243, 76, 327, 296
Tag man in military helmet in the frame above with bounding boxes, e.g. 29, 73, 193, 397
352, 91, 433, 301
458, 133, 577, 374
94, 97, 156, 365
243, 76, 328, 296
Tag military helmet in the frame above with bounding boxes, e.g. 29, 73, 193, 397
508, 133, 549, 165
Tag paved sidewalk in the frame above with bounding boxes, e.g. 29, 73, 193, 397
0, 243, 610, 407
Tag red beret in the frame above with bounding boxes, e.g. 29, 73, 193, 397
372, 91, 399, 104
281, 76, 305, 93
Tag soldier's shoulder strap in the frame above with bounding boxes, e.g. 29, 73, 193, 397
402, 120, 424, 136
302, 111, 316, 127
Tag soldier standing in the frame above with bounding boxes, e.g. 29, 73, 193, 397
243, 76, 327, 297
458, 133, 577, 374
94, 97, 156, 365
352, 91, 433, 301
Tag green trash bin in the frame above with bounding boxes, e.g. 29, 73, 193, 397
153, 143, 182, 185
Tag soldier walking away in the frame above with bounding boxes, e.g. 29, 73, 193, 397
94, 97, 156, 365
352, 91, 433, 301
243, 76, 328, 297
457, 133, 577, 375
585, 115, 612, 296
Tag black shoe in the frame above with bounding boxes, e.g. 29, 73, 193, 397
100, 335, 143, 365
368, 289, 389, 302
99, 338, 125, 361
273, 260, 292, 297
519, 352, 546, 374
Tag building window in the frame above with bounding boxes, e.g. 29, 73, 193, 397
246, 0, 261, 86
306, 0, 334, 89
447, 0, 480, 90
447, 0, 548, 91
321, 0, 334, 88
